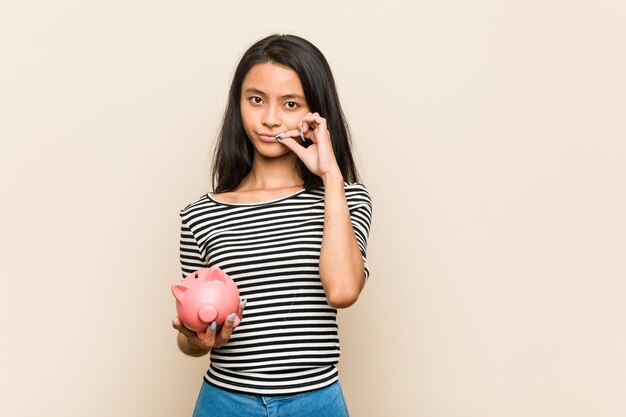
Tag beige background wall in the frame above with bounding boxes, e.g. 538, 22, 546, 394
1, 1, 625, 416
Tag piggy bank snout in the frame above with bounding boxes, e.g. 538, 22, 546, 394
198, 305, 218, 323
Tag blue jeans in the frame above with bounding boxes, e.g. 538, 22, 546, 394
192, 380, 350, 417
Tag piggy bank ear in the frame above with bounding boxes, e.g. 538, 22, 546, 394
206, 267, 225, 283
172, 283, 191, 303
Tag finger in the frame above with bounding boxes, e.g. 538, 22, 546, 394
275, 128, 301, 140
303, 128, 317, 143
303, 113, 326, 130
214, 313, 238, 348
199, 321, 217, 348
222, 313, 237, 336
301, 114, 328, 143
299, 112, 320, 137
299, 117, 311, 137
237, 299, 247, 320
215, 299, 246, 348
279, 137, 308, 159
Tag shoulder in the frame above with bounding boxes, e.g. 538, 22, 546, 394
179, 194, 215, 221
308, 182, 371, 205
344, 182, 372, 206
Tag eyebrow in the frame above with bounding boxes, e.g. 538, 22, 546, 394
244, 88, 306, 101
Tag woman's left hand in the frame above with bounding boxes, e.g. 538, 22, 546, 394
277, 113, 342, 181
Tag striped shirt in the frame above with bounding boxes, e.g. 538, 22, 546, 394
179, 183, 372, 395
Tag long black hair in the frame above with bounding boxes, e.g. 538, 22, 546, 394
211, 34, 360, 192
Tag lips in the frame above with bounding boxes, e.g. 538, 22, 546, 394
256, 132, 279, 143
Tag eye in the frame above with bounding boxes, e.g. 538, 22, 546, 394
250, 96, 264, 104
285, 101, 299, 109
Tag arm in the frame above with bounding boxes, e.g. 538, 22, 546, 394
318, 172, 366, 308
278, 113, 370, 308
174, 218, 243, 355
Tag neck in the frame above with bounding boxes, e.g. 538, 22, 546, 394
239, 153, 302, 191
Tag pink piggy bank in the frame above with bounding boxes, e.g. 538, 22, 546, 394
172, 267, 241, 340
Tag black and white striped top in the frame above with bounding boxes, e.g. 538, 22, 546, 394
179, 183, 372, 395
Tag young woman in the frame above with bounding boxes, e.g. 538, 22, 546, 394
172, 34, 372, 417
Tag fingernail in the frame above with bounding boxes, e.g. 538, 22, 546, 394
275, 133, 283, 143
210, 321, 216, 332
299, 128, 305, 143
241, 299, 248, 309
172, 319, 176, 328
228, 313, 236, 323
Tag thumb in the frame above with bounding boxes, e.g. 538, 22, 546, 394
278, 137, 306, 159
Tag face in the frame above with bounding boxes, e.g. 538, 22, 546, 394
240, 62, 310, 158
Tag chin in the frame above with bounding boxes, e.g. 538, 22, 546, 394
254, 147, 292, 160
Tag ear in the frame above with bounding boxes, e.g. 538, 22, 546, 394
206, 267, 225, 283
172, 283, 190, 303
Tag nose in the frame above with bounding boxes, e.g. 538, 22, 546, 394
261, 105, 282, 129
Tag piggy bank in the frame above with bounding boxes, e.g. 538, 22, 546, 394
172, 267, 241, 340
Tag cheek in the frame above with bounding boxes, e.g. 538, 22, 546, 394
240, 106, 257, 128
285, 112, 306, 128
